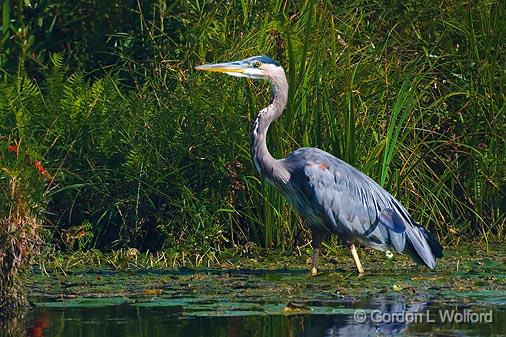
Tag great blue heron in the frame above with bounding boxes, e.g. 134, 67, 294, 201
195, 55, 443, 275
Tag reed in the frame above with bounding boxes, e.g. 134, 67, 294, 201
0, 0, 503, 256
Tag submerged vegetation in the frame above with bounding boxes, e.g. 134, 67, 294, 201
0, 0, 504, 309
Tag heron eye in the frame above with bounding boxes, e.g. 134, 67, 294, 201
252, 61, 262, 68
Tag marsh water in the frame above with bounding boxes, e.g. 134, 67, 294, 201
25, 294, 504, 337
3, 248, 506, 336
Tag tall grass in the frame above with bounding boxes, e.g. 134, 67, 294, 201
0, 0, 504, 255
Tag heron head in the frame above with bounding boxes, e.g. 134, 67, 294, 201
195, 55, 282, 81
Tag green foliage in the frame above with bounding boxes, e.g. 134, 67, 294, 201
0, 0, 504, 255
1, 55, 238, 252
0, 140, 46, 310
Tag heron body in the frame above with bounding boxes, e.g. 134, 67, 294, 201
196, 56, 443, 274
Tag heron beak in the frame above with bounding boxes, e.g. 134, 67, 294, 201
194, 61, 246, 75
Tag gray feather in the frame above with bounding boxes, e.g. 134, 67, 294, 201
279, 147, 441, 268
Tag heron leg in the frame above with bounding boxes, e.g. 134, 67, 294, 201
347, 242, 365, 274
309, 231, 326, 276
310, 248, 319, 276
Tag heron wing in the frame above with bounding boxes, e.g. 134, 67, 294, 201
282, 148, 442, 268
285, 148, 408, 252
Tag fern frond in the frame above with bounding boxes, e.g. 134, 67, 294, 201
50, 53, 64, 70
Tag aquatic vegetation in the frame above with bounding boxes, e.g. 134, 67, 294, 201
0, 140, 46, 312
29, 244, 505, 299
21, 245, 506, 336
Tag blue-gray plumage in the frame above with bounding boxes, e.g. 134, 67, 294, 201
196, 55, 443, 275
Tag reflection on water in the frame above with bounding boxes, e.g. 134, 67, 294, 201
4, 297, 500, 337
315, 299, 427, 337
2, 266, 505, 337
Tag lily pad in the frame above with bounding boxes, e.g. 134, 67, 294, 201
35, 296, 132, 308
133, 297, 202, 307
184, 310, 266, 317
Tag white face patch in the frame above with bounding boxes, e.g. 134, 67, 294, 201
241, 64, 284, 81
243, 67, 264, 78
245, 68, 262, 75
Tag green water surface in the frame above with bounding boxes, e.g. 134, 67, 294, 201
2, 247, 505, 336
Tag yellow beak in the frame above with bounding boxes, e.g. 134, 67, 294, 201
194, 62, 246, 74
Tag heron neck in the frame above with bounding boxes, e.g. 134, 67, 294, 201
250, 74, 288, 183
